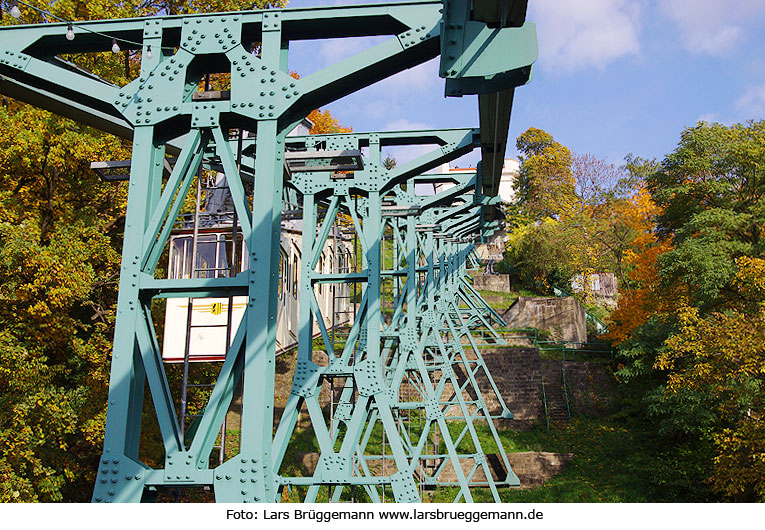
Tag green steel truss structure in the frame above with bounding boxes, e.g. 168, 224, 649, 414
0, 0, 537, 502
281, 131, 518, 502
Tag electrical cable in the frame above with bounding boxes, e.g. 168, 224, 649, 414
5, 0, 178, 52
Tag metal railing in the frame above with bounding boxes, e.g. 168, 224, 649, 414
535, 340, 613, 362
561, 365, 571, 419
540, 375, 550, 431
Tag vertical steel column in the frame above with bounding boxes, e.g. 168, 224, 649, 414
93, 127, 170, 503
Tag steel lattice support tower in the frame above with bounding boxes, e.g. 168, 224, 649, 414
0, 0, 537, 502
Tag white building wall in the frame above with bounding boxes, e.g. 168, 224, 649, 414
433, 158, 519, 203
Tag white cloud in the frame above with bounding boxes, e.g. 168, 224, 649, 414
385, 118, 432, 131
659, 0, 765, 56
736, 83, 765, 119
374, 58, 440, 95
530, 0, 642, 73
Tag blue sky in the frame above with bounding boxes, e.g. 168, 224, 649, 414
285, 0, 765, 168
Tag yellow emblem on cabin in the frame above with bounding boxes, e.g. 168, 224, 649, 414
211, 302, 223, 315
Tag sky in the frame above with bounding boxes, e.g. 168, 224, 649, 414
284, 0, 765, 168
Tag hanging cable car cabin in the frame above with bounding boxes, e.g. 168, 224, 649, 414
162, 214, 355, 363
159, 119, 355, 363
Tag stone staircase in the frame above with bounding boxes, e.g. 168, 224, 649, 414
477, 347, 572, 429
540, 368, 570, 427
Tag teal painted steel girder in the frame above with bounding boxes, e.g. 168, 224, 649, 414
0, 0, 536, 190
282, 131, 479, 501
0, 1, 537, 503
282, 132, 518, 500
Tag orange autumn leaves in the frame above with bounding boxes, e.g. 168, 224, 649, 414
288, 72, 352, 135
604, 188, 672, 345
306, 109, 353, 135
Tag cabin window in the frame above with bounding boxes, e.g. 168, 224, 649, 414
168, 233, 244, 280
195, 234, 226, 278
169, 236, 193, 279
292, 250, 300, 299
318, 254, 324, 295
278, 251, 285, 299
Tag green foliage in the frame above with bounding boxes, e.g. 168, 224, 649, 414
647, 121, 765, 310
503, 217, 577, 292
506, 128, 649, 299
429, 416, 696, 503
0, 221, 119, 501
514, 127, 576, 220
613, 120, 765, 501
0, 109, 125, 500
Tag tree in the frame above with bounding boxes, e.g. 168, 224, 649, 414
514, 127, 576, 220
612, 120, 765, 501
307, 109, 352, 135
647, 121, 765, 310
603, 187, 670, 345
571, 152, 621, 206
507, 128, 653, 299
382, 153, 397, 170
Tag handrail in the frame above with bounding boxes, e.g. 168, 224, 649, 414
561, 365, 571, 420
535, 340, 613, 361
540, 375, 550, 431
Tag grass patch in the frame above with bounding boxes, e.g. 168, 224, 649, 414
221, 413, 656, 503
431, 416, 655, 502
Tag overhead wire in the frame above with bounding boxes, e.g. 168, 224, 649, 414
5, 0, 179, 53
